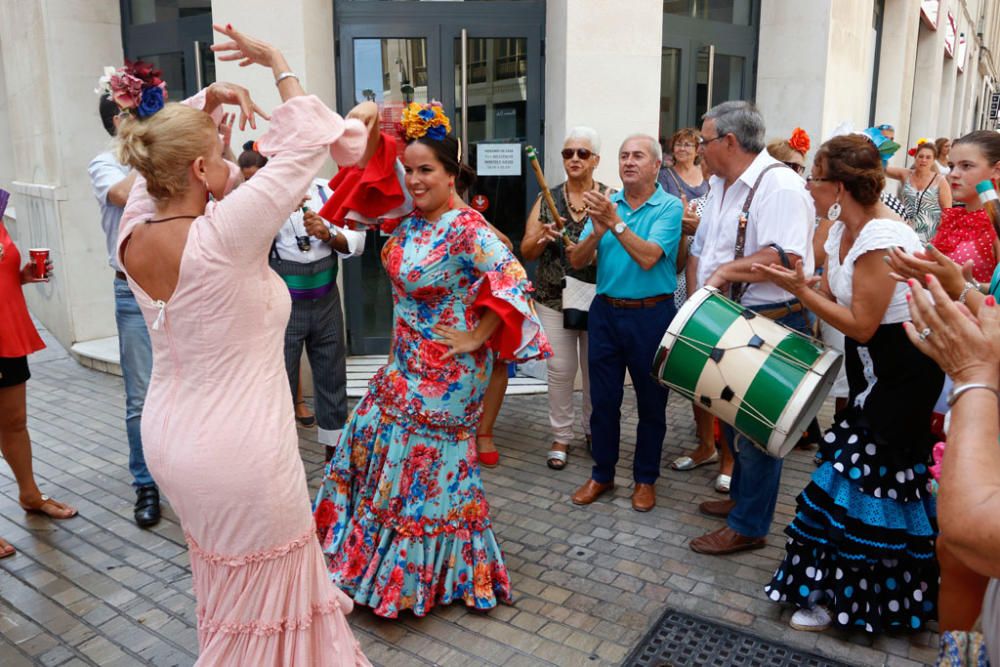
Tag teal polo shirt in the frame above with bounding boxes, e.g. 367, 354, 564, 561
579, 184, 683, 299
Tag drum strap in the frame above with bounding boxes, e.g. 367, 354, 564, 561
730, 162, 789, 302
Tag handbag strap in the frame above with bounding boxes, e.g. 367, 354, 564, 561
731, 163, 788, 301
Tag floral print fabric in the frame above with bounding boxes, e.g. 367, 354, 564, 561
314, 207, 550, 618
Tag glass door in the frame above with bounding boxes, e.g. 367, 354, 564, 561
336, 2, 544, 355
339, 30, 438, 354
659, 7, 758, 140
120, 2, 215, 98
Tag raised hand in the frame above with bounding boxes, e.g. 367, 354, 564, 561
204, 82, 269, 131
211, 23, 279, 69
218, 112, 235, 152
21, 259, 53, 284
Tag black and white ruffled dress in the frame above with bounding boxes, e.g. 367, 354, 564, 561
764, 219, 944, 632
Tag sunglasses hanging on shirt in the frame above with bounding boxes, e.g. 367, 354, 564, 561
295, 205, 312, 253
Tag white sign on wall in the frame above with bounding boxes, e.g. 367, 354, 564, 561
476, 143, 522, 176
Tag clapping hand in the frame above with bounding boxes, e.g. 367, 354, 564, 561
885, 244, 972, 300
680, 195, 700, 235
582, 190, 615, 234
536, 222, 564, 246
905, 275, 1000, 384
751, 260, 819, 296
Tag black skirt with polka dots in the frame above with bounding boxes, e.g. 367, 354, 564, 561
765, 323, 944, 633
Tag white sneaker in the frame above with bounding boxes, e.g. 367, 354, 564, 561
789, 606, 832, 632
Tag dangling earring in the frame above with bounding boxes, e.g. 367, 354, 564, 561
203, 179, 214, 203
448, 180, 455, 209
826, 199, 842, 222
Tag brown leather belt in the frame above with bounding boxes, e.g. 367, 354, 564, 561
754, 301, 803, 320
600, 293, 673, 309
115, 271, 127, 281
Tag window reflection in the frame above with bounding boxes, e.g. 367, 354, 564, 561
663, 0, 753, 25
129, 0, 211, 25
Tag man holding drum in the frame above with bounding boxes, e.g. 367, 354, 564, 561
567, 134, 683, 512
688, 101, 815, 555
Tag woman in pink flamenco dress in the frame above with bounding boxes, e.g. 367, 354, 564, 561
115, 26, 371, 665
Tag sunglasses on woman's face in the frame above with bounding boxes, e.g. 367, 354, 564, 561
562, 148, 593, 160
783, 161, 805, 175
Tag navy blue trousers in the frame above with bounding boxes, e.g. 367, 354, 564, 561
723, 302, 810, 538
587, 296, 676, 485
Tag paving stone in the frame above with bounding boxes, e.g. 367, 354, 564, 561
0, 329, 930, 665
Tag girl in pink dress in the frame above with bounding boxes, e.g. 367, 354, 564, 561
115, 26, 371, 665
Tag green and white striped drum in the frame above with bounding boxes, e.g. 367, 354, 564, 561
652, 287, 842, 458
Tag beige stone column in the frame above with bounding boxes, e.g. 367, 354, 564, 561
544, 0, 662, 187
0, 0, 125, 350
908, 1, 950, 152
873, 0, 921, 168
210, 0, 337, 167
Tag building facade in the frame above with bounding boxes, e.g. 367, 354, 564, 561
2, 0, 999, 358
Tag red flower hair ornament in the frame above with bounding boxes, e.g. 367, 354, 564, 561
788, 127, 810, 155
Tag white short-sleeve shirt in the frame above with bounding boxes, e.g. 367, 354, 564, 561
693, 150, 816, 306
824, 218, 921, 324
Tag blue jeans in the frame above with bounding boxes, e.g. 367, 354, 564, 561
114, 277, 156, 489
588, 296, 675, 485
723, 301, 810, 538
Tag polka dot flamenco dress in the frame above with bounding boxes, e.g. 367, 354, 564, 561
765, 219, 945, 633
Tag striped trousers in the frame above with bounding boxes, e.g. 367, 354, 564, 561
283, 286, 348, 447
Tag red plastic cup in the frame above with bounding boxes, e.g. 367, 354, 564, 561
29, 248, 49, 279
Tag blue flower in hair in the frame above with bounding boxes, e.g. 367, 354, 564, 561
426, 125, 447, 141
418, 108, 436, 121
137, 86, 165, 118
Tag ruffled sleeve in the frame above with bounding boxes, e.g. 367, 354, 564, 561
317, 131, 410, 230
458, 210, 551, 362
846, 218, 921, 267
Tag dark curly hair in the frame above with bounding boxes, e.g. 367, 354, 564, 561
814, 134, 885, 206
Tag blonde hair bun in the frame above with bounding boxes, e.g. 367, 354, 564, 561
115, 103, 217, 201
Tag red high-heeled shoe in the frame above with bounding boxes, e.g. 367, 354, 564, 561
476, 433, 499, 468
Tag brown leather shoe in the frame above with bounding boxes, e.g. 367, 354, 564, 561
699, 498, 736, 518
571, 479, 615, 505
690, 526, 766, 555
631, 483, 656, 512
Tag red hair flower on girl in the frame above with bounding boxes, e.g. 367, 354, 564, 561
907, 137, 930, 157
789, 127, 811, 155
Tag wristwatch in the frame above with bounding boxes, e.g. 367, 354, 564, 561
613, 221, 627, 235
326, 226, 338, 243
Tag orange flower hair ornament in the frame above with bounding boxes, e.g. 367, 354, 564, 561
788, 127, 810, 155
908, 138, 930, 157
400, 101, 452, 141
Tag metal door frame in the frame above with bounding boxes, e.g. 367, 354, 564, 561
335, 1, 545, 355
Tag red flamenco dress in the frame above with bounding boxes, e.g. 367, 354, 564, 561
930, 207, 998, 283
0, 224, 46, 363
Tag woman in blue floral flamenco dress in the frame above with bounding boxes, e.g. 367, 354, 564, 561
754, 134, 943, 634
313, 102, 551, 618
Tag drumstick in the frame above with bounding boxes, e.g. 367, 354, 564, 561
525, 146, 572, 244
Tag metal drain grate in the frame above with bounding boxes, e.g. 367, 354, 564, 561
623, 609, 853, 667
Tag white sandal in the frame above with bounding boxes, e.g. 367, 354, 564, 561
714, 474, 731, 494
547, 444, 569, 470
670, 451, 719, 471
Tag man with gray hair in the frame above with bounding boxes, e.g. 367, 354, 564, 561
567, 133, 683, 512
687, 101, 816, 555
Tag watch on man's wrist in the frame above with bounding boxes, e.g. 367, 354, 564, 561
613, 221, 627, 235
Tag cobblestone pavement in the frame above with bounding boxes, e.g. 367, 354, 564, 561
0, 331, 938, 666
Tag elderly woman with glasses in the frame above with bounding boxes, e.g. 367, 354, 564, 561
521, 127, 611, 470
